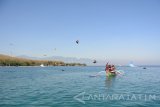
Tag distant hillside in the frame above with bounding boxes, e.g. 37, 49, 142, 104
0, 54, 86, 66
17, 55, 107, 66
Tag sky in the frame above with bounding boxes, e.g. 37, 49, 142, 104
0, 0, 160, 65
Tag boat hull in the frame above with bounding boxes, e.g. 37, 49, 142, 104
106, 71, 116, 77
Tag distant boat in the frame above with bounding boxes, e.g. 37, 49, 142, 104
129, 63, 135, 67
40, 64, 45, 67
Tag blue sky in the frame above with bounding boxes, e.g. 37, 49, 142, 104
0, 0, 160, 65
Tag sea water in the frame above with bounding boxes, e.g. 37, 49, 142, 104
0, 66, 160, 107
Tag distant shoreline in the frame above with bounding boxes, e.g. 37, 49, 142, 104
0, 54, 86, 67
0, 65, 87, 67
1, 65, 160, 68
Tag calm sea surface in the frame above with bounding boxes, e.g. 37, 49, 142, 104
0, 66, 160, 107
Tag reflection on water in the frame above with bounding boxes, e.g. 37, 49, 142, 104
105, 76, 116, 91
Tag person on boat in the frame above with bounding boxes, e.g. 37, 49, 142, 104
105, 63, 111, 73
108, 65, 112, 72
111, 65, 115, 71
105, 63, 109, 71
110, 65, 116, 74
105, 63, 116, 74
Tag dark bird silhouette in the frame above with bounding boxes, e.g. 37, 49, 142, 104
76, 40, 79, 44
93, 60, 97, 63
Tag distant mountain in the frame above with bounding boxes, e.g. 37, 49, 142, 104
17, 55, 40, 60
